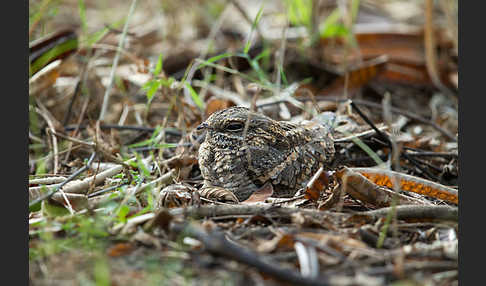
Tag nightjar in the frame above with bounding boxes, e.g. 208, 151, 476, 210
197, 106, 335, 201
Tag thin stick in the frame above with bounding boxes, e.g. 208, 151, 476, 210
99, 0, 138, 121
172, 222, 331, 286
62, 56, 90, 126
52, 130, 95, 147
424, 0, 456, 99
403, 150, 457, 158
311, 97, 457, 142
34, 105, 60, 174
357, 205, 458, 221
350, 101, 391, 147
63, 96, 90, 163
90, 43, 144, 66
64, 124, 182, 136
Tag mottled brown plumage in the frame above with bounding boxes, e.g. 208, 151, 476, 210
197, 106, 335, 201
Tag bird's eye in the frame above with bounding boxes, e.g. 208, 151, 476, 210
226, 122, 244, 131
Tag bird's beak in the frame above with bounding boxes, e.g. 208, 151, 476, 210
196, 122, 209, 130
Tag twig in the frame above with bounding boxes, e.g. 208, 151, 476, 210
30, 145, 83, 165
51, 130, 95, 147
273, 19, 293, 118
402, 153, 442, 182
99, 0, 138, 121
258, 94, 455, 142
356, 205, 458, 221
172, 222, 331, 286
128, 144, 190, 153
309, 97, 457, 142
29, 131, 44, 144
404, 150, 457, 159
424, 0, 456, 99
197, 32, 230, 103
62, 55, 91, 126
192, 80, 247, 106
87, 184, 127, 198
349, 101, 391, 147
63, 96, 91, 164
35, 109, 59, 175
276, 15, 289, 95
365, 261, 457, 276
64, 124, 182, 136
348, 100, 393, 168
168, 204, 348, 221
90, 43, 145, 66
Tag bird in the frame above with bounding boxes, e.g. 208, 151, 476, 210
197, 106, 335, 202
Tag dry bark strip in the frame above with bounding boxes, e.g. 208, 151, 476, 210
29, 153, 97, 207
350, 167, 458, 205
29, 157, 147, 201
29, 161, 122, 202
332, 167, 431, 208
29, 177, 67, 186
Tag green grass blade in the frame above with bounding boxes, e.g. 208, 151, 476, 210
78, 0, 87, 34
84, 26, 110, 47
194, 59, 256, 82
285, 0, 312, 28
279, 65, 288, 86
185, 83, 204, 110
351, 0, 360, 23
29, 0, 54, 33
204, 52, 234, 66
29, 37, 78, 76
143, 79, 162, 102
244, 4, 264, 54
348, 133, 385, 166
319, 8, 349, 39
83, 18, 124, 47
248, 58, 270, 85
180, 52, 233, 85
135, 153, 151, 178
153, 53, 163, 76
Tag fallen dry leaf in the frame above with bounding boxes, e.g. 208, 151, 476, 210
241, 182, 274, 204
107, 242, 134, 257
